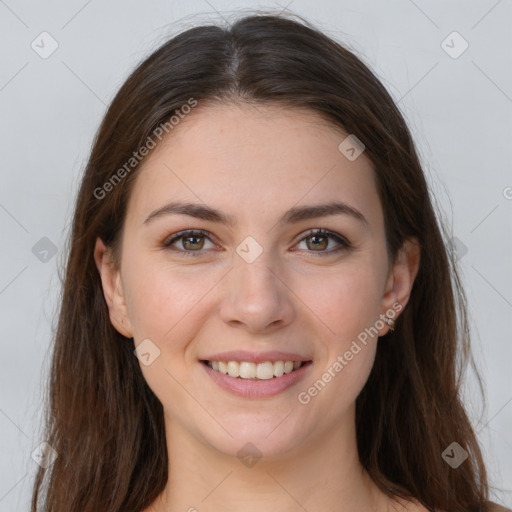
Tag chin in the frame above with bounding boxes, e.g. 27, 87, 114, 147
198, 417, 307, 462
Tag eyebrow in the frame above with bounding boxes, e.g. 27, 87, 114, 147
143, 200, 369, 228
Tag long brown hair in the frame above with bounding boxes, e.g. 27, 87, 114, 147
31, 11, 493, 512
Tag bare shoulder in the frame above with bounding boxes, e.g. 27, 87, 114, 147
487, 502, 512, 512
393, 498, 512, 512
388, 496, 432, 512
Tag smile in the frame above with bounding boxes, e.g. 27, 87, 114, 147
203, 360, 308, 379
200, 359, 313, 398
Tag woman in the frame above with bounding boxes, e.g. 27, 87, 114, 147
31, 11, 510, 512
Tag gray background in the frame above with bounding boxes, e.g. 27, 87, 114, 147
1, 0, 511, 509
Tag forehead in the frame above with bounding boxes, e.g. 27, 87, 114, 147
126, 103, 381, 228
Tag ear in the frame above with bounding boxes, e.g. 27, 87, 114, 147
93, 237, 133, 338
378, 237, 421, 335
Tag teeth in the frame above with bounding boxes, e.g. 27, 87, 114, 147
206, 360, 305, 379
227, 361, 239, 377
240, 361, 256, 379
273, 360, 284, 377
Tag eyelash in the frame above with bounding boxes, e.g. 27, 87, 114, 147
161, 228, 351, 258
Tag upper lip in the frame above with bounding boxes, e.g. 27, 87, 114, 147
201, 350, 312, 364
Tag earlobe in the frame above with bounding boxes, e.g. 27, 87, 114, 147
380, 237, 421, 334
93, 237, 133, 338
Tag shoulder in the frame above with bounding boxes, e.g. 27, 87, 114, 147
487, 502, 512, 512
389, 497, 431, 512
393, 498, 512, 512
437, 501, 512, 512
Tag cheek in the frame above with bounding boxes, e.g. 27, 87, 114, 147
123, 239, 387, 346
301, 260, 384, 337
122, 255, 219, 345
308, 260, 384, 386
122, 259, 218, 396
299, 270, 383, 416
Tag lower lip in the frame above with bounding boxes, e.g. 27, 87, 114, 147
200, 361, 313, 398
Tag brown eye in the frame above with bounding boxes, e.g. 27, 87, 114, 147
305, 233, 329, 251
162, 228, 351, 258
162, 230, 215, 256
295, 229, 351, 255
180, 234, 205, 250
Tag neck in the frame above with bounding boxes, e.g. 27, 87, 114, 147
151, 407, 391, 512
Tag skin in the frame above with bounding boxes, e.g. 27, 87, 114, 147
94, 103, 424, 512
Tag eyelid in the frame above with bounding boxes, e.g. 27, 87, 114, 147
162, 228, 351, 257
162, 229, 217, 255
295, 228, 351, 248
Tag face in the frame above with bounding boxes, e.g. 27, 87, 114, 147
95, 103, 419, 460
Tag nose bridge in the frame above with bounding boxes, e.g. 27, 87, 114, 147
219, 234, 294, 330
233, 234, 282, 297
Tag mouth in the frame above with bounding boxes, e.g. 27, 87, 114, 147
200, 358, 313, 398
200, 359, 313, 380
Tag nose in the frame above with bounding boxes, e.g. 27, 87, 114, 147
219, 248, 295, 334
